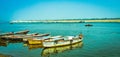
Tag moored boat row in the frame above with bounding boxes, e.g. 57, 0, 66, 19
0, 30, 83, 48
0, 30, 50, 41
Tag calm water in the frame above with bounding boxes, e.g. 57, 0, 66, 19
0, 23, 120, 57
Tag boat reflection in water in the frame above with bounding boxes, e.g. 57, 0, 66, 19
0, 41, 8, 47
0, 38, 23, 47
41, 42, 83, 57
24, 44, 43, 50
0, 39, 8, 47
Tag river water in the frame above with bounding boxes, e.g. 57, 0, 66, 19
0, 22, 120, 57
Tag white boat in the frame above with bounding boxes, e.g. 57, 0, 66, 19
43, 34, 83, 47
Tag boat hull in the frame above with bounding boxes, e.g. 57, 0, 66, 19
28, 40, 43, 45
43, 38, 82, 47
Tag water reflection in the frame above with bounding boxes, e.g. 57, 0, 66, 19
0, 53, 12, 57
0, 39, 8, 47
0, 41, 8, 47
0, 38, 83, 57
41, 42, 83, 57
0, 38, 23, 47
24, 44, 43, 50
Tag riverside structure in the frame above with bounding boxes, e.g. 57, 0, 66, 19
10, 18, 120, 23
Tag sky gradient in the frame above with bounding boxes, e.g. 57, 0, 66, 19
0, 0, 120, 21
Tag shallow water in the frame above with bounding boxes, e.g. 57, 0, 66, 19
0, 23, 120, 57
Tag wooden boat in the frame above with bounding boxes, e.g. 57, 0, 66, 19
0, 32, 14, 36
0, 30, 29, 36
0, 33, 49, 42
85, 24, 93, 26
0, 35, 23, 40
30, 33, 50, 37
15, 30, 29, 34
43, 34, 83, 47
41, 42, 83, 57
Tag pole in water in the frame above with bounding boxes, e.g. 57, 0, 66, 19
79, 34, 83, 39
70, 40, 73, 45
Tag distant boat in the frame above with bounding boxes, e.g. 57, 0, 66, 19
85, 24, 93, 26
10, 22, 13, 24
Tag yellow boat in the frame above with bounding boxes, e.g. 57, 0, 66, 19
28, 39, 43, 45
27, 36, 51, 45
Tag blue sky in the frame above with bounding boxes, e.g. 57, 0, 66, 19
0, 0, 120, 21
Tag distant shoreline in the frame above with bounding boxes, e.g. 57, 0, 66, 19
10, 19, 120, 24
